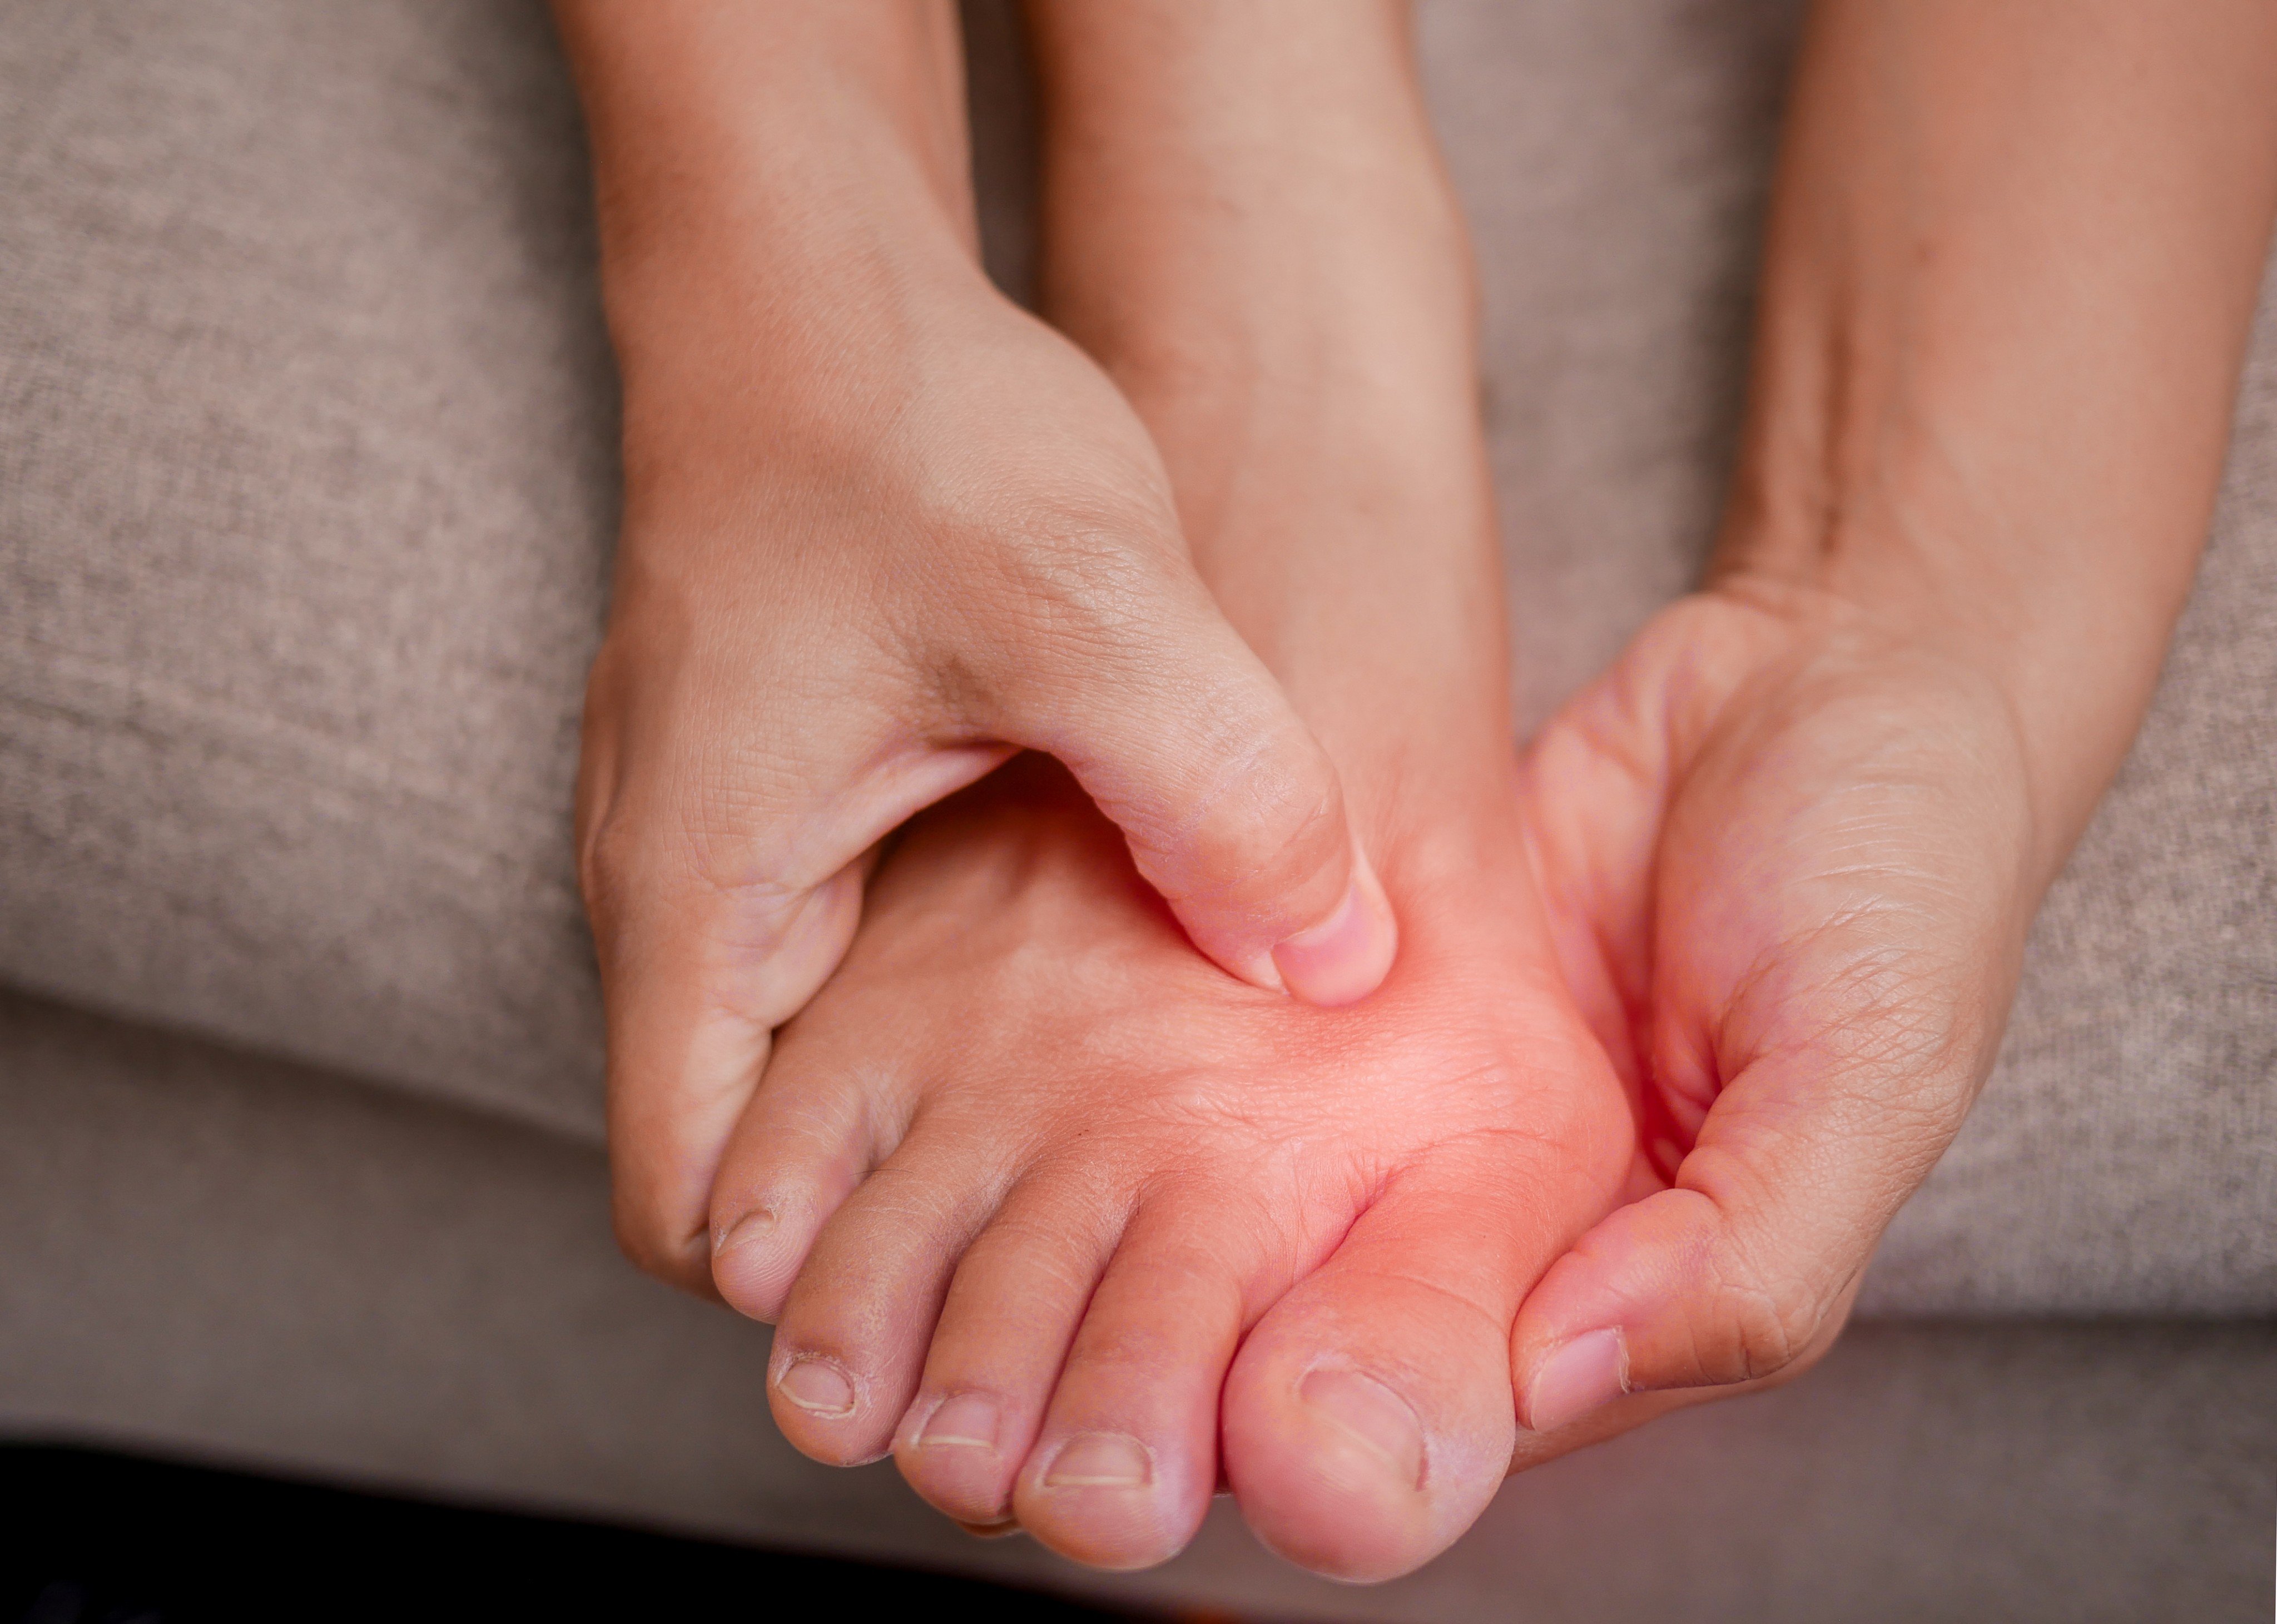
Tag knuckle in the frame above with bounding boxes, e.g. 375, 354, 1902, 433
577, 797, 643, 923
578, 757, 812, 934
1169, 721, 1345, 902
961, 503, 1186, 681
1700, 1243, 1828, 1385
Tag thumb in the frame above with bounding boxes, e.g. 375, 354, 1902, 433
993, 574, 1396, 1007
1510, 1059, 1959, 1433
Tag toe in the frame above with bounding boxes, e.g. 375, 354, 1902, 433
1221, 1144, 1582, 1582
766, 1116, 1015, 1466
710, 1056, 897, 1321
1010, 1183, 1262, 1570
710, 989, 924, 1330
892, 1168, 1131, 1527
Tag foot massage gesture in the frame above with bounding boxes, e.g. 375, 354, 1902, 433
552, 0, 2277, 1581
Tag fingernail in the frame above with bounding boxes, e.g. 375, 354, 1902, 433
1526, 1328, 1629, 1432
1271, 847, 1397, 1007
1300, 1367, 1425, 1488
712, 1207, 776, 1258
916, 1393, 1000, 1451
1042, 1432, 1152, 1488
776, 1357, 857, 1418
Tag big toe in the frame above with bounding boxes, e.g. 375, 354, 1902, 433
1221, 1156, 1572, 1582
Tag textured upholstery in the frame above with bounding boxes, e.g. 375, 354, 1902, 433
0, 0, 614, 1138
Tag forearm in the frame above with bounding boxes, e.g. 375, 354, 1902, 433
1720, 0, 2277, 862
552, 2, 983, 440
1026, 1, 1505, 773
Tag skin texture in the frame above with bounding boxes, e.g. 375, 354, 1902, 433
1507, 0, 2277, 1439
555, 0, 2277, 1583
551, 2, 1395, 1293
707, 7, 1622, 1577
719, 0, 2277, 1576
1510, 581, 2027, 1432
729, 759, 1629, 1577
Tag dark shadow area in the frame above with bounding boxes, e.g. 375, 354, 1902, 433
1, 1445, 1161, 1623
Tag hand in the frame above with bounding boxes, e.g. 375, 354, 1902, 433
557, 3, 1393, 1292
1507, 579, 2035, 1440
1504, 0, 2277, 1446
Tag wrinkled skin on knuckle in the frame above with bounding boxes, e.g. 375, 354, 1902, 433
574, 634, 646, 916
582, 603, 924, 913
577, 750, 762, 948
942, 500, 1182, 682
576, 804, 649, 966
1691, 1228, 1839, 1387
1173, 728, 1344, 917
1655, 1142, 1876, 1392
920, 503, 1353, 926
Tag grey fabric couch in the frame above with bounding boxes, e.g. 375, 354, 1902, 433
2, 3, 2270, 1618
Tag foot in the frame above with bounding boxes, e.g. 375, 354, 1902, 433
699, 3, 1633, 1577
708, 747, 1633, 1578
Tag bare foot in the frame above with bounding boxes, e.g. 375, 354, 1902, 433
697, 2, 1632, 1579
706, 743, 1631, 1577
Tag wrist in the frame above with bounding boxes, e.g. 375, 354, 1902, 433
1703, 534, 2144, 882
557, 0, 985, 410
1701, 0, 2277, 875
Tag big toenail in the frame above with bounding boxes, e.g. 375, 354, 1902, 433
917, 1393, 1000, 1451
1042, 1432, 1152, 1488
776, 1357, 856, 1417
1300, 1367, 1425, 1488
712, 1207, 777, 1258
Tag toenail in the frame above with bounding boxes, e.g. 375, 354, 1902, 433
1042, 1432, 1152, 1489
916, 1392, 1001, 1451
776, 1357, 857, 1418
1525, 1327, 1630, 1433
712, 1207, 777, 1258
1299, 1367, 1425, 1488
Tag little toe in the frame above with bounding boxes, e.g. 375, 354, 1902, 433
893, 1169, 1132, 1526
1222, 1151, 1568, 1582
767, 1120, 1015, 1466
1010, 1185, 1262, 1570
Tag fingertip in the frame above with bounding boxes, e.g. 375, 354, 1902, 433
604, 1005, 772, 1292
1271, 843, 1397, 1007
1518, 1326, 1630, 1434
1510, 1191, 1697, 1415
1512, 1183, 1846, 1412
